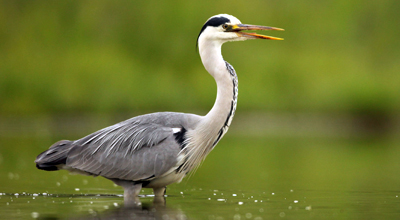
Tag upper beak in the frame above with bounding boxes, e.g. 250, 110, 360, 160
229, 24, 284, 40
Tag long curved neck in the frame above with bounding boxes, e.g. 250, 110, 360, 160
199, 41, 237, 142
181, 40, 238, 172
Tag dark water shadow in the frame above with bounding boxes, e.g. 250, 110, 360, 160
71, 195, 187, 220
1, 192, 187, 220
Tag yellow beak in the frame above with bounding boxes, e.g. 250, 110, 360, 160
230, 24, 284, 40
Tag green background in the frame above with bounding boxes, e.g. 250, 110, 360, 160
1, 0, 399, 116
1, 1, 400, 219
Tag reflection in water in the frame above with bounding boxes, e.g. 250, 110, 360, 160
2, 134, 400, 219
74, 196, 187, 220
2, 188, 400, 219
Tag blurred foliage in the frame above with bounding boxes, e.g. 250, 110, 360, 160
1, 0, 399, 116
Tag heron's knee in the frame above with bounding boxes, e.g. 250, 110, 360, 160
153, 187, 166, 197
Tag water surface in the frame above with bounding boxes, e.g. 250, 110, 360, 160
1, 131, 399, 219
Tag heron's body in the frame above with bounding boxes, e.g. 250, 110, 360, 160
35, 14, 283, 202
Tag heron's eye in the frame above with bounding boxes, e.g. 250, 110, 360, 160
222, 24, 229, 30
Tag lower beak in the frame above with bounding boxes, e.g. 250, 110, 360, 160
231, 24, 284, 40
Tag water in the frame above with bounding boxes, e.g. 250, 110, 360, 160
1, 188, 400, 219
1, 129, 400, 219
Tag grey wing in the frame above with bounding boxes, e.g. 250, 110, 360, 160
65, 113, 197, 181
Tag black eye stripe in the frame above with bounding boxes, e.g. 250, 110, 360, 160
196, 16, 231, 48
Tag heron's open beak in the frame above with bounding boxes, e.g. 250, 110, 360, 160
230, 24, 284, 40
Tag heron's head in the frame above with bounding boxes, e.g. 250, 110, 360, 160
197, 14, 283, 48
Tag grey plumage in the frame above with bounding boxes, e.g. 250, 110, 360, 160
35, 14, 283, 202
36, 112, 201, 182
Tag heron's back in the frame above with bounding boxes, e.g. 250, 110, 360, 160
35, 112, 202, 181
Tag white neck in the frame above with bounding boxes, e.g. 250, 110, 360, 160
199, 40, 235, 138
180, 38, 238, 172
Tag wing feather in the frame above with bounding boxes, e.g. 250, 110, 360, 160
63, 112, 201, 181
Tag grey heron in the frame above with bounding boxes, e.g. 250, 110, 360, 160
35, 14, 283, 202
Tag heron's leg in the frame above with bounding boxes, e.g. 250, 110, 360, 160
124, 183, 142, 198
153, 186, 166, 197
153, 187, 166, 205
109, 179, 142, 206
122, 183, 142, 206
